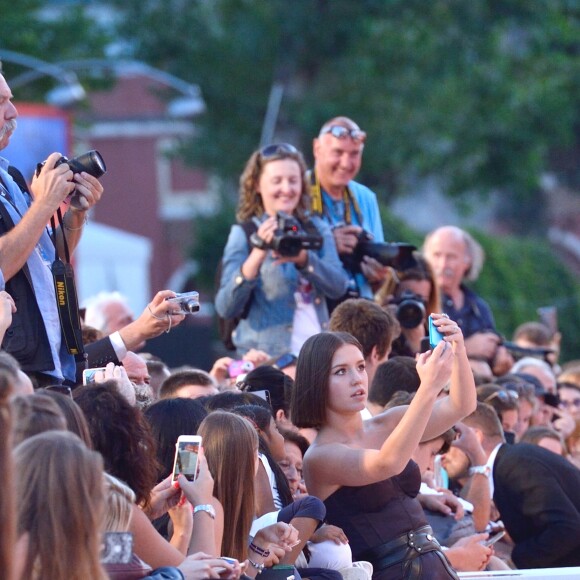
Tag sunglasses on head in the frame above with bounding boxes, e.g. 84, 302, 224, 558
483, 389, 518, 406
259, 143, 298, 160
42, 385, 73, 398
319, 125, 367, 142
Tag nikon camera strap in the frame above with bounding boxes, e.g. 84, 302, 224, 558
49, 209, 86, 359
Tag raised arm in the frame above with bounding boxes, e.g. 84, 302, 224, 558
305, 340, 454, 498
421, 314, 477, 441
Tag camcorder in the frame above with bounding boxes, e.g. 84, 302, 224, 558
250, 212, 323, 257
36, 150, 107, 209
340, 229, 417, 274
389, 290, 426, 329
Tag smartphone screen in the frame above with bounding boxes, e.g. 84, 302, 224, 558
82, 367, 106, 385
172, 436, 201, 482
251, 389, 272, 406
428, 318, 444, 349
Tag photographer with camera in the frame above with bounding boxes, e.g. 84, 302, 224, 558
215, 144, 348, 358
375, 253, 442, 358
310, 116, 390, 306
0, 65, 104, 387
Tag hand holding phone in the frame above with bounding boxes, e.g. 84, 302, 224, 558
483, 530, 506, 547
428, 316, 444, 349
172, 435, 202, 483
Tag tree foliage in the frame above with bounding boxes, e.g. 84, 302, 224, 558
109, 0, 580, 229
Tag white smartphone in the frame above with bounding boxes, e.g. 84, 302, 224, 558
82, 367, 106, 385
172, 435, 202, 483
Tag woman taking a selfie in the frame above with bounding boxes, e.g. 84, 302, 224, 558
291, 317, 476, 580
215, 144, 348, 358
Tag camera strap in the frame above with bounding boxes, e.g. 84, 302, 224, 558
308, 169, 364, 226
49, 209, 86, 359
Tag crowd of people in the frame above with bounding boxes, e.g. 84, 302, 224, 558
1, 60, 580, 580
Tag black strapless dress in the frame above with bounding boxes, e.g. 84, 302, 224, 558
323, 460, 458, 579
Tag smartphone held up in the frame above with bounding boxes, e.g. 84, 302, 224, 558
172, 435, 202, 483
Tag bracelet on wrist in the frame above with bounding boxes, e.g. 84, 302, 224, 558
249, 541, 270, 558
192, 504, 216, 519
247, 558, 265, 574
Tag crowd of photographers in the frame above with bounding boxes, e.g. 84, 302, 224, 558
1, 65, 579, 580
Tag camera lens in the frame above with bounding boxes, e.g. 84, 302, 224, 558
183, 299, 200, 314
396, 298, 426, 329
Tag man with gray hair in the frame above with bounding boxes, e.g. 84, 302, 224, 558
423, 226, 500, 362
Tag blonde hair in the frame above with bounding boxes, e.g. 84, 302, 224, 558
10, 393, 67, 446
236, 147, 311, 222
14, 431, 107, 580
103, 473, 136, 532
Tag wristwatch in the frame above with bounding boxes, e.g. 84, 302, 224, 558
469, 465, 491, 478
193, 504, 216, 519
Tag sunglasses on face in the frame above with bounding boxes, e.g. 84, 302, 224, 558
259, 143, 299, 160
560, 398, 580, 410
319, 125, 367, 142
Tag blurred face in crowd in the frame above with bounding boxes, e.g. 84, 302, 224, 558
257, 159, 303, 217
102, 300, 134, 335
515, 398, 535, 441
413, 437, 444, 475
424, 228, 470, 295
313, 123, 365, 198
0, 74, 18, 151
278, 440, 304, 496
441, 445, 470, 479
558, 385, 580, 420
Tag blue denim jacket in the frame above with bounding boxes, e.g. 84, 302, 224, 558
215, 216, 349, 357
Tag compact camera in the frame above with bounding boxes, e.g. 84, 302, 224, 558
166, 291, 200, 314
250, 212, 323, 257
340, 229, 417, 274
390, 290, 426, 329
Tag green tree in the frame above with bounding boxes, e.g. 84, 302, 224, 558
110, 0, 580, 229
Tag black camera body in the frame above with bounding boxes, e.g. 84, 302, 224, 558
340, 230, 417, 274
390, 290, 426, 329
250, 212, 323, 257
37, 150, 107, 179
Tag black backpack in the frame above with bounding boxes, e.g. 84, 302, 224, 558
215, 220, 258, 351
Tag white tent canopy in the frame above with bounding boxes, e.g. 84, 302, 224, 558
75, 221, 152, 316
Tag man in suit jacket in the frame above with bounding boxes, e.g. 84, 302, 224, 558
462, 402, 580, 569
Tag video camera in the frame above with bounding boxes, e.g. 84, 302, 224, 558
250, 212, 323, 257
340, 229, 417, 274
389, 290, 426, 329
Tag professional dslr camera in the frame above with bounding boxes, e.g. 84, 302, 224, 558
250, 212, 323, 257
36, 150, 107, 210
389, 290, 426, 329
340, 229, 417, 274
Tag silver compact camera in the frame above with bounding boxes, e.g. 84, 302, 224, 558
166, 291, 200, 314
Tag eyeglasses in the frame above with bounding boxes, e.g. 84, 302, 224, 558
483, 389, 518, 406
560, 398, 580, 410
319, 125, 367, 143
259, 143, 298, 160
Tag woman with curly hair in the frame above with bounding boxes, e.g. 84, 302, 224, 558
215, 144, 348, 358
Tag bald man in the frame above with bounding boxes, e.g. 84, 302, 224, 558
423, 226, 503, 363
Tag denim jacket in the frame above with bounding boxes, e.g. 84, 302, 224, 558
215, 215, 349, 356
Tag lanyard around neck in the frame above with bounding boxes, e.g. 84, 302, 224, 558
309, 169, 363, 226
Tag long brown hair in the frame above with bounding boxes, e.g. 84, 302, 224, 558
14, 431, 107, 580
0, 371, 15, 579
236, 146, 311, 222
199, 411, 258, 560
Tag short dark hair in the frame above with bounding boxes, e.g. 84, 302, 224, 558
281, 428, 310, 457
369, 356, 420, 405
291, 331, 362, 429
463, 402, 505, 443
329, 299, 397, 360
237, 365, 293, 415
159, 369, 216, 399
